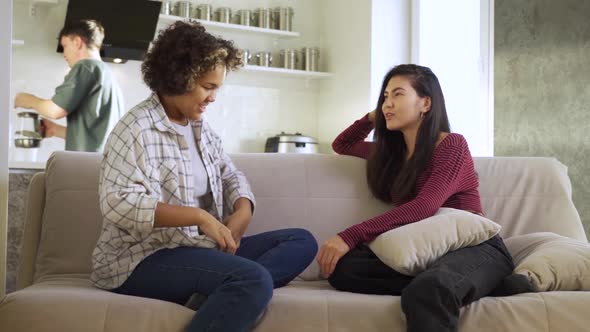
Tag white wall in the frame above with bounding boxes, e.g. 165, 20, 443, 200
11, 0, 325, 162
0, 0, 13, 300
370, 0, 411, 107
318, 0, 411, 151
317, 0, 372, 151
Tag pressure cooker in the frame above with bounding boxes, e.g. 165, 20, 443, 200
265, 132, 319, 153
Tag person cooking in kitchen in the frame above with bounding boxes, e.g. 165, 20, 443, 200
14, 19, 124, 152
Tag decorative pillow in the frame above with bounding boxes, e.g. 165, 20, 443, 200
504, 232, 590, 291
368, 208, 501, 276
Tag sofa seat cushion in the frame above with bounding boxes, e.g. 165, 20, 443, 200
261, 281, 590, 332
0, 276, 193, 332
2, 278, 590, 332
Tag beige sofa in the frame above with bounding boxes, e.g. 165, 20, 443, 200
0, 151, 588, 332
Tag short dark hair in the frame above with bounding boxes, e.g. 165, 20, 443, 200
58, 19, 105, 50
142, 20, 242, 96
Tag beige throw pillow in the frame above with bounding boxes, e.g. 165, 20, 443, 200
504, 232, 590, 291
368, 208, 502, 276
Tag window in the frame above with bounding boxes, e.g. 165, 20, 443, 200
412, 0, 494, 156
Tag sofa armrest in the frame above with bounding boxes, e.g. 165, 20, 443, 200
16, 172, 45, 290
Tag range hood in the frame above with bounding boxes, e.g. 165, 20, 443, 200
57, 0, 161, 62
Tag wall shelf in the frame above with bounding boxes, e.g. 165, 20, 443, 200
241, 65, 332, 79
157, 13, 331, 79
11, 40, 25, 46
158, 14, 300, 38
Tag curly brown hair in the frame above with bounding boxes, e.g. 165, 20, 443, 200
142, 21, 243, 95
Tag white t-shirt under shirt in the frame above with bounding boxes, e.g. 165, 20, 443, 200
172, 122, 210, 208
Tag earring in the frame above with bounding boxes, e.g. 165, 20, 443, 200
420, 112, 425, 119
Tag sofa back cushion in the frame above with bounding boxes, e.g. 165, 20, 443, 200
474, 157, 585, 241
234, 154, 586, 280
34, 151, 103, 282
33, 152, 585, 282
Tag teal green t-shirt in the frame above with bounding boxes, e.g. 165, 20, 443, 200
52, 59, 124, 152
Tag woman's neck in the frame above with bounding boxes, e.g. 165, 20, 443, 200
159, 94, 188, 125
402, 127, 419, 160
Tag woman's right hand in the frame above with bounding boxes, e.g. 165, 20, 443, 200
198, 210, 238, 254
368, 109, 377, 123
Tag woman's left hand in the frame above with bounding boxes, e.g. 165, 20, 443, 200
317, 235, 350, 278
225, 214, 245, 247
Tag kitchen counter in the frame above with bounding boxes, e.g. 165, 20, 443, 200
9, 160, 46, 170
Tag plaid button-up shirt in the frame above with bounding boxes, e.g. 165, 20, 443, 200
91, 93, 256, 290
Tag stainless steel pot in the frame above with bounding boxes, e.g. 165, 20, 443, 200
301, 47, 320, 71
215, 7, 232, 23
274, 7, 294, 31
254, 51, 272, 67
252, 8, 272, 29
160, 0, 172, 15
235, 9, 252, 26
240, 49, 252, 65
279, 49, 298, 70
173, 1, 192, 18
195, 4, 212, 20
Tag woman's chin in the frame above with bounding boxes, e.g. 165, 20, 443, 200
188, 113, 203, 121
386, 123, 399, 131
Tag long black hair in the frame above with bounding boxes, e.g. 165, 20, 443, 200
367, 64, 451, 202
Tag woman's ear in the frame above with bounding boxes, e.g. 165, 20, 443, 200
422, 96, 432, 113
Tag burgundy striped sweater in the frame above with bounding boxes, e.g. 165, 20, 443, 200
333, 113, 483, 249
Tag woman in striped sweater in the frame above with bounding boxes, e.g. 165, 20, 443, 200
316, 64, 530, 332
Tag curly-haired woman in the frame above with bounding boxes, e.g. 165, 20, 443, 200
90, 21, 318, 332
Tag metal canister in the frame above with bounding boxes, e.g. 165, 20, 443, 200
240, 49, 252, 65
195, 4, 212, 20
160, 0, 172, 15
252, 8, 272, 29
279, 49, 298, 70
301, 47, 320, 71
274, 7, 294, 31
173, 1, 192, 18
254, 51, 272, 67
215, 7, 232, 23
236, 9, 252, 26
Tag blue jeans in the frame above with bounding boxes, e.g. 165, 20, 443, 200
114, 228, 318, 332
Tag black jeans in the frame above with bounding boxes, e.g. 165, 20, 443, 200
328, 235, 516, 332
